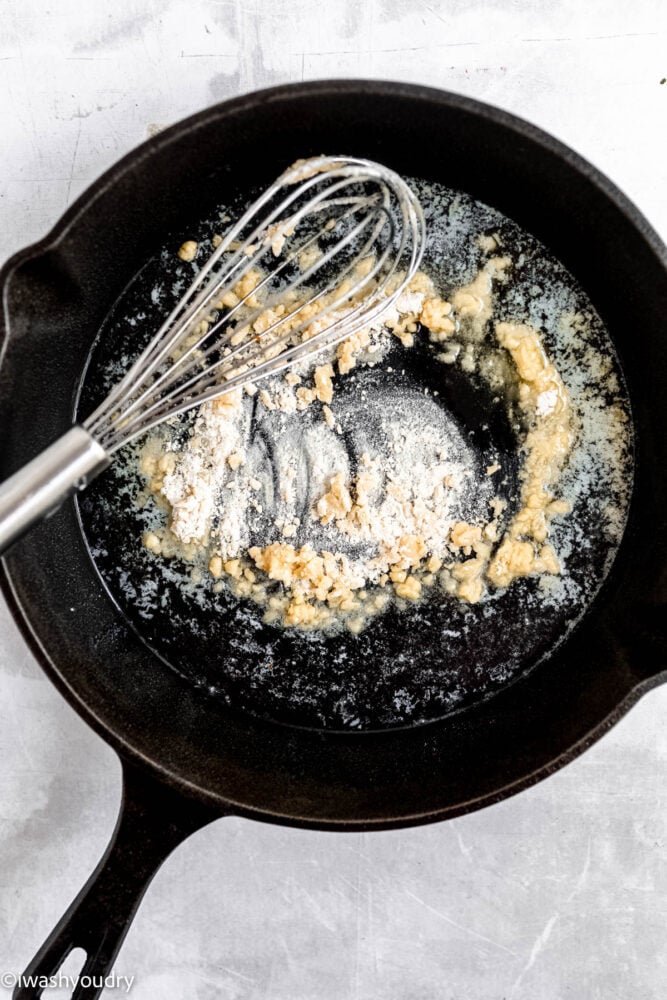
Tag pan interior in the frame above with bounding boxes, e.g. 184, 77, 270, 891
75, 174, 634, 731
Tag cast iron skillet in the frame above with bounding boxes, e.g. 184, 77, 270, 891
1, 81, 666, 999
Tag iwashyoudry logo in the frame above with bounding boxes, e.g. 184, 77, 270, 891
1, 971, 135, 992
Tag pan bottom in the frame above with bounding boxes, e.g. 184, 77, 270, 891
76, 174, 634, 731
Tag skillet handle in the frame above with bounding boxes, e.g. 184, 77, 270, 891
13, 760, 221, 1000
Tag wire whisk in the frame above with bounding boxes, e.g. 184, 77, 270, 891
0, 155, 425, 553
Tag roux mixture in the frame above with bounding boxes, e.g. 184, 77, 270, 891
138, 231, 577, 632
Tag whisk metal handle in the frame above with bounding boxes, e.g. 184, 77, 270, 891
0, 426, 109, 555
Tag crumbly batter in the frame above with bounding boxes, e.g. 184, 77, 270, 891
138, 235, 575, 632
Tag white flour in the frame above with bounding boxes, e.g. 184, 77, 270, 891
155, 286, 487, 573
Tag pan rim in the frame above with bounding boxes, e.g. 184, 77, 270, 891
2, 77, 667, 297
0, 558, 662, 830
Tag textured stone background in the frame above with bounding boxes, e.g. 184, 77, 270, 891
1, 1, 666, 997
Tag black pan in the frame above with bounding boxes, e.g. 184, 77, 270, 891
1, 80, 666, 1000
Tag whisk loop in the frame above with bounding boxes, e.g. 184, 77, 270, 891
0, 155, 424, 553
86, 155, 425, 450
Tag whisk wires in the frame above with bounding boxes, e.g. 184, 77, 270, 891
85, 156, 425, 452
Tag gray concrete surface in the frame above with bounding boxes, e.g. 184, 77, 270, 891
0, 1, 666, 997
